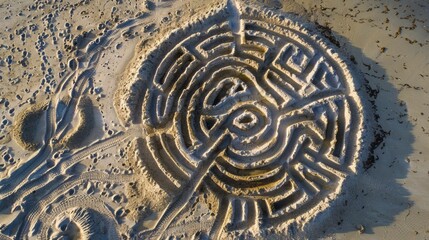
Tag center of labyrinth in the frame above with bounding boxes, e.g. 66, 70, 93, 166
116, 2, 367, 238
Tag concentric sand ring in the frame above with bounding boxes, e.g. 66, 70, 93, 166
115, 2, 367, 236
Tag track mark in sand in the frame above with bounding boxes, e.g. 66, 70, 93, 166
0, 128, 135, 208
116, 1, 369, 239
0, 0, 371, 239
19, 172, 133, 239
38, 196, 120, 240
0, 1, 165, 238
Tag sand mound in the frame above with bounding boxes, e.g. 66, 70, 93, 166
60, 96, 95, 149
12, 102, 47, 151
126, 137, 170, 216
49, 207, 113, 240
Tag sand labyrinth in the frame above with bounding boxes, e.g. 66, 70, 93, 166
114, 3, 366, 238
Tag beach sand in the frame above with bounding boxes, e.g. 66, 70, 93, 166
0, 0, 427, 239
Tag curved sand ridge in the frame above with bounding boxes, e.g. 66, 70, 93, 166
0, 3, 147, 237
116, 1, 370, 238
44, 207, 118, 240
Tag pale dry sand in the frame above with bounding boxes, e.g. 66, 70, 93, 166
0, 0, 427, 239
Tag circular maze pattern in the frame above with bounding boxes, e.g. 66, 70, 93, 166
118, 4, 366, 234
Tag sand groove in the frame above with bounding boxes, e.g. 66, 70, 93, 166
0, 1, 371, 239
17, 171, 133, 239
113, 2, 368, 239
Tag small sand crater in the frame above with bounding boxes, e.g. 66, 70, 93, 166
12, 102, 47, 151
60, 96, 95, 149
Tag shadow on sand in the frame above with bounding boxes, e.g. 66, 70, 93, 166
304, 27, 414, 238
